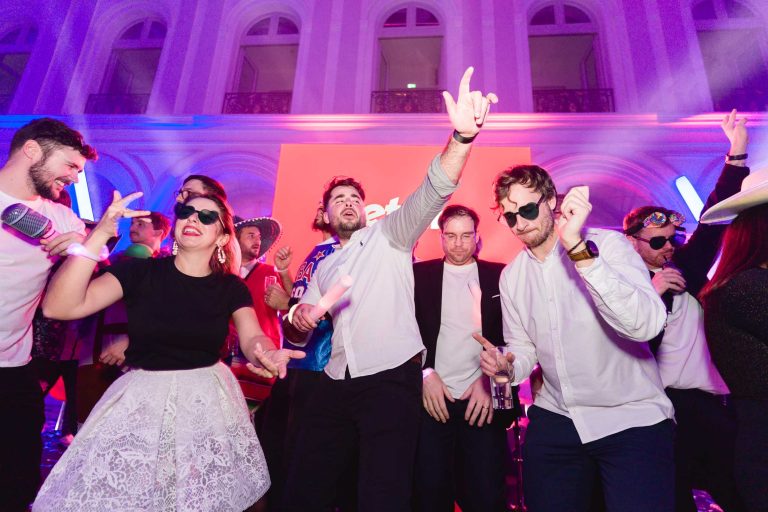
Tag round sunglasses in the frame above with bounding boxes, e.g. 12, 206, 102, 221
174, 203, 224, 228
632, 232, 686, 250
498, 195, 546, 228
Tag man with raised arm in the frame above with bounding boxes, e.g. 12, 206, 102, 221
285, 67, 497, 512
622, 110, 750, 512
477, 165, 674, 512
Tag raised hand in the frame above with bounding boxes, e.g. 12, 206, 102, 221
721, 109, 748, 157
274, 245, 293, 271
94, 191, 150, 240
652, 267, 686, 295
422, 370, 454, 423
443, 67, 498, 138
556, 186, 592, 251
247, 342, 306, 379
473, 333, 514, 378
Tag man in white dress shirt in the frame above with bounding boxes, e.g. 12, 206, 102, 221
622, 110, 750, 512
477, 164, 674, 512
287, 67, 497, 512
0, 118, 96, 511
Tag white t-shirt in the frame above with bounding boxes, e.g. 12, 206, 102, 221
434, 262, 483, 398
0, 189, 85, 367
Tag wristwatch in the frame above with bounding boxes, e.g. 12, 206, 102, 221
568, 240, 599, 262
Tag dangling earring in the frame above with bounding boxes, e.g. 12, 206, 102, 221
172, 240, 178, 255
217, 244, 226, 264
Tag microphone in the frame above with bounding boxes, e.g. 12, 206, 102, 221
1, 203, 59, 240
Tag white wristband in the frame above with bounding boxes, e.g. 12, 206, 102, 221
422, 367, 435, 380
66, 243, 109, 262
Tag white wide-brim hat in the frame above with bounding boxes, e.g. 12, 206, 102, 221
700, 167, 768, 224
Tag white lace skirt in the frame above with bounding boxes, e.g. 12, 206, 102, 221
34, 362, 270, 511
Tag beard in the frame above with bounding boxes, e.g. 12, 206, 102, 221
28, 159, 59, 200
519, 212, 555, 249
331, 216, 365, 240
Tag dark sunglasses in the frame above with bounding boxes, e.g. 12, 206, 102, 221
174, 203, 223, 227
633, 232, 686, 250
498, 195, 546, 228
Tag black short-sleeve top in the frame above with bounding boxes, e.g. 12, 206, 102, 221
105, 256, 253, 370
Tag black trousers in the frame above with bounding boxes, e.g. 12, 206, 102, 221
413, 399, 508, 512
0, 364, 45, 512
666, 387, 744, 512
732, 397, 768, 512
282, 360, 422, 512
523, 405, 675, 512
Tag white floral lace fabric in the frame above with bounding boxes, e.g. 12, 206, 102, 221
34, 362, 270, 511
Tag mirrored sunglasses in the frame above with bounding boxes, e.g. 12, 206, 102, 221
498, 195, 546, 228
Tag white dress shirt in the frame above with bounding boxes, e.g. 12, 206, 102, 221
654, 283, 729, 394
300, 155, 456, 379
0, 189, 85, 367
502, 228, 674, 443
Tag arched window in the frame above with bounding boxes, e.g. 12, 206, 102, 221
222, 14, 299, 114
692, 0, 767, 111
0, 24, 37, 114
528, 2, 614, 112
371, 5, 443, 113
85, 19, 166, 114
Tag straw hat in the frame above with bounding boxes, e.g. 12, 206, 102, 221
700, 167, 768, 224
233, 216, 281, 259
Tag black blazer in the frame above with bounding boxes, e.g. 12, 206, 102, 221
413, 258, 505, 369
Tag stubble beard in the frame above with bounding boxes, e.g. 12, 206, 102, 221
28, 159, 58, 200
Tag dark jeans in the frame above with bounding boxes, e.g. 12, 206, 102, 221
523, 405, 674, 512
413, 399, 508, 512
282, 359, 422, 512
732, 398, 768, 512
666, 387, 743, 512
0, 364, 45, 512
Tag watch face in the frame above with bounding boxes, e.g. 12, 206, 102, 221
586, 240, 599, 257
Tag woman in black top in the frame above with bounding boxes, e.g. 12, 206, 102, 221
700, 171, 768, 512
34, 191, 303, 511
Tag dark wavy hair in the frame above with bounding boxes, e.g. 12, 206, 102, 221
176, 194, 238, 275
492, 165, 556, 211
10, 118, 98, 161
183, 174, 227, 200
322, 176, 366, 210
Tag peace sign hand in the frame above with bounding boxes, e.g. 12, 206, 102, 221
93, 191, 150, 240
443, 67, 498, 139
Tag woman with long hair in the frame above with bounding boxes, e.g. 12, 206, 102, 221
33, 191, 304, 511
699, 170, 768, 512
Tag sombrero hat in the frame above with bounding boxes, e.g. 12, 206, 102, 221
700, 167, 768, 224
233, 216, 281, 259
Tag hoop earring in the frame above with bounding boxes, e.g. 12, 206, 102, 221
172, 240, 178, 255
217, 245, 226, 264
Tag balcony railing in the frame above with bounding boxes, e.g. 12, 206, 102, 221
533, 88, 615, 113
0, 94, 11, 114
85, 94, 150, 114
712, 88, 767, 112
371, 89, 444, 113
222, 92, 292, 114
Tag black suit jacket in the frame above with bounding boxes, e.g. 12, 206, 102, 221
413, 258, 505, 369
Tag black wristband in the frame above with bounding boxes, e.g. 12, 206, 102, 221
452, 130, 477, 144
726, 153, 748, 161
567, 239, 586, 254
